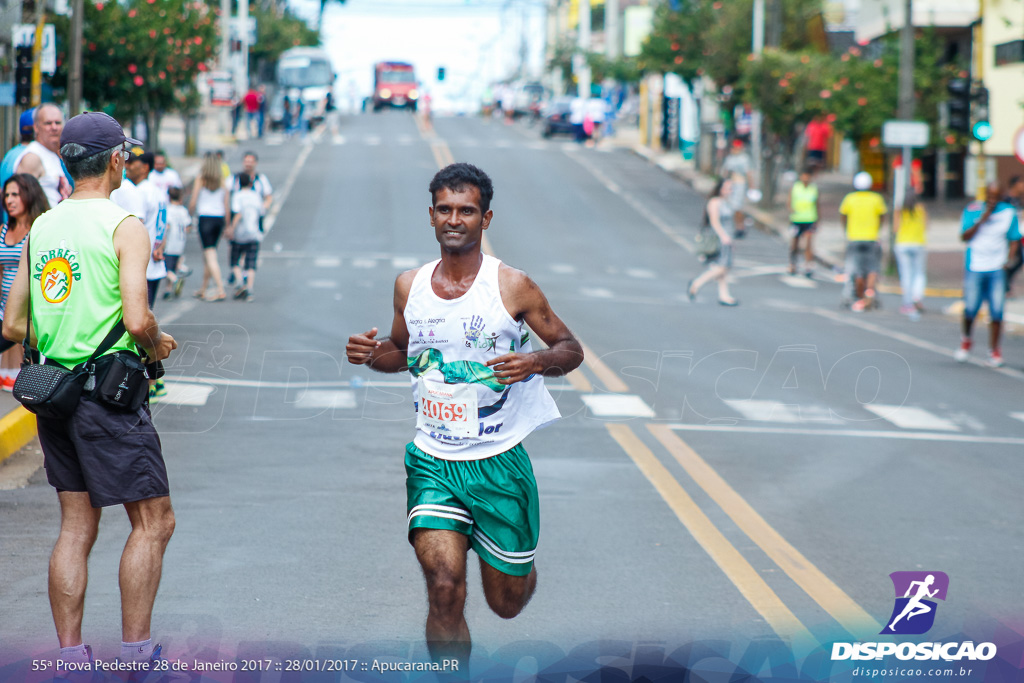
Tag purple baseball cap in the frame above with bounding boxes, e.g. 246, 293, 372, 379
60, 111, 142, 160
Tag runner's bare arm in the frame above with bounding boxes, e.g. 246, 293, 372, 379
2, 246, 34, 345
346, 270, 415, 372
487, 265, 583, 384
114, 216, 177, 360
15, 152, 43, 180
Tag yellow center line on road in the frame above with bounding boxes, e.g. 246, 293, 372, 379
648, 423, 882, 636
607, 423, 815, 647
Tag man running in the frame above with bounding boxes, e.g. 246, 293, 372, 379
346, 163, 583, 663
888, 574, 939, 631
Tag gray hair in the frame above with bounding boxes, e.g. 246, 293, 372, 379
61, 143, 118, 181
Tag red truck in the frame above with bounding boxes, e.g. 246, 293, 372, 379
372, 62, 418, 112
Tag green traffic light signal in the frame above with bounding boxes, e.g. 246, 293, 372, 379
437, 67, 445, 81
972, 121, 993, 142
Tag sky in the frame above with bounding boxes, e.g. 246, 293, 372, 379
286, 0, 547, 105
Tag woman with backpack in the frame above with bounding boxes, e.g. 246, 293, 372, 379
688, 177, 738, 306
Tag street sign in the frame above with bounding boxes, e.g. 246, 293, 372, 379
208, 71, 235, 107
12, 24, 56, 75
882, 120, 930, 148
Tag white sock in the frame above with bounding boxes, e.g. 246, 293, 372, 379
121, 639, 153, 663
59, 644, 91, 663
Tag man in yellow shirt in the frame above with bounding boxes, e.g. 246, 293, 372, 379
788, 167, 819, 276
839, 171, 887, 310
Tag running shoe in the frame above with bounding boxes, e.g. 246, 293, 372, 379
987, 350, 1005, 368
0, 375, 15, 392
227, 272, 236, 286
954, 339, 971, 363
899, 305, 915, 315
124, 644, 188, 683
851, 299, 868, 312
54, 645, 102, 683
173, 277, 184, 298
149, 380, 167, 402
233, 287, 248, 300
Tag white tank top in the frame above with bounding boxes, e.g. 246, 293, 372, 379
405, 255, 560, 461
15, 141, 64, 209
195, 184, 226, 217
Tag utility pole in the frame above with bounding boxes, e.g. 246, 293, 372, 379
897, 0, 914, 204
575, 0, 591, 98
605, 0, 619, 60
974, 0, 986, 199
68, 0, 83, 116
750, 0, 764, 194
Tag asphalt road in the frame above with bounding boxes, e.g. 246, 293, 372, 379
1, 111, 1022, 681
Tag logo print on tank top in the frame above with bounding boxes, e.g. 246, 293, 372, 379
34, 242, 82, 304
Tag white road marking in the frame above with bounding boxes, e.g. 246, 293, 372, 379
352, 258, 377, 268
397, 135, 415, 145
863, 404, 960, 432
365, 136, 382, 146
1011, 412, 1024, 423
625, 268, 657, 279
392, 256, 420, 269
581, 287, 614, 298
314, 256, 341, 268
332, 135, 346, 145
581, 394, 656, 418
668, 423, 1024, 445
294, 390, 358, 410
495, 140, 513, 148
551, 263, 577, 275
307, 280, 337, 289
262, 132, 316, 233
159, 382, 215, 406
724, 399, 803, 423
780, 275, 818, 289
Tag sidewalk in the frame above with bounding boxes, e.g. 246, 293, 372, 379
0, 108, 242, 469
604, 125, 1024, 317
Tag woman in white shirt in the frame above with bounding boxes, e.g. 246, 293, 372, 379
188, 153, 230, 301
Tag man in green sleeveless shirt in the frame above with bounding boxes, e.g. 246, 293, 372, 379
2, 112, 178, 674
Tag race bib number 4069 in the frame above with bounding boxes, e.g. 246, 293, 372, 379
417, 378, 478, 438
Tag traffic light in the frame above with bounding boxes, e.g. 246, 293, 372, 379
946, 78, 971, 133
437, 67, 445, 81
971, 84, 991, 142
15, 46, 32, 107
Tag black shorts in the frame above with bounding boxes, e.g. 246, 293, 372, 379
791, 222, 816, 238
807, 149, 825, 162
37, 399, 169, 508
147, 278, 161, 307
229, 241, 260, 271
198, 216, 225, 249
163, 254, 180, 275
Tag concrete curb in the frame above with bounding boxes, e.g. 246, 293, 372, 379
0, 406, 36, 466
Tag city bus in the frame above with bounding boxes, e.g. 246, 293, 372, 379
372, 61, 418, 112
274, 47, 335, 126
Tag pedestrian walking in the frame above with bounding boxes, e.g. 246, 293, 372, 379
230, 152, 273, 231
0, 174, 49, 390
955, 183, 1020, 367
257, 85, 268, 138
893, 194, 928, 319
1003, 175, 1024, 296
839, 171, 887, 311
787, 167, 818, 277
148, 150, 183, 201
803, 115, 832, 170
1, 111, 177, 674
721, 139, 752, 238
226, 172, 263, 301
243, 85, 262, 139
14, 103, 73, 208
688, 178, 739, 306
160, 186, 190, 301
126, 151, 168, 309
188, 152, 229, 301
346, 163, 583, 664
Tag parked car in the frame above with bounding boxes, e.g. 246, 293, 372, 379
541, 99, 576, 138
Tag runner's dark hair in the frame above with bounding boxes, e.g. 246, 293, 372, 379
429, 163, 493, 213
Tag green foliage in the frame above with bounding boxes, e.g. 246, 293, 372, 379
638, 0, 711, 83
250, 4, 319, 75
587, 54, 641, 84
66, 0, 219, 120
738, 49, 829, 142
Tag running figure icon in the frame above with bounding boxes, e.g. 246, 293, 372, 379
888, 574, 939, 631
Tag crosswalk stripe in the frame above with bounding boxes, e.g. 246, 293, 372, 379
863, 404, 960, 431
724, 399, 803, 423
581, 394, 655, 418
1010, 412, 1024, 423
293, 390, 357, 410
157, 383, 215, 406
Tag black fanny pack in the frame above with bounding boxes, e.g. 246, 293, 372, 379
89, 350, 151, 412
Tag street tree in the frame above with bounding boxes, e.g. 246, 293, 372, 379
68, 0, 218, 149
